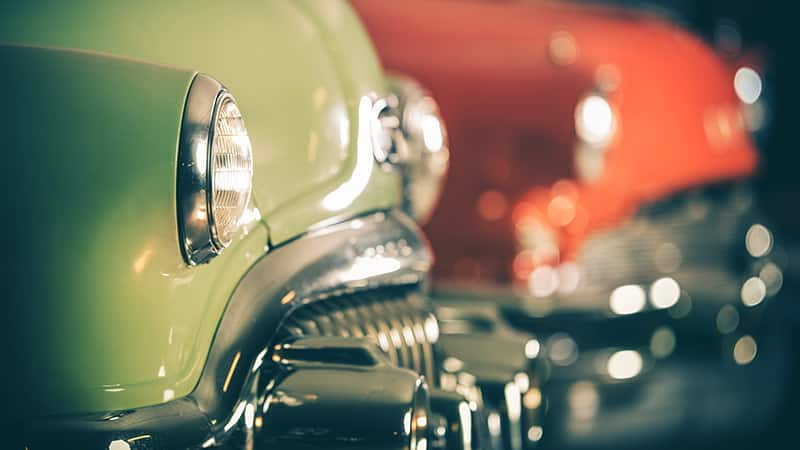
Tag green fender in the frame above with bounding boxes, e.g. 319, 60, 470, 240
0, 0, 401, 416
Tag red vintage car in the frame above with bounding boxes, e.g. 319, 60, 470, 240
352, 0, 758, 287
353, 1, 787, 448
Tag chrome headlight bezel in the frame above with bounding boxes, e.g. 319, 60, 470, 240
177, 74, 254, 265
386, 76, 450, 224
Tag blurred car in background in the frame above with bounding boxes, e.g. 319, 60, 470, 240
352, 0, 793, 448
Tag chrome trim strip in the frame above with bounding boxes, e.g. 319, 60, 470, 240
197, 210, 432, 433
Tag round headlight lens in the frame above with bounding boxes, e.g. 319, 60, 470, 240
573, 92, 616, 182
210, 94, 253, 248
575, 94, 615, 145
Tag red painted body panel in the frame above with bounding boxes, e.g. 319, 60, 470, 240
352, 0, 757, 283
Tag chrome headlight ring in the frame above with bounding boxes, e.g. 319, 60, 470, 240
177, 74, 254, 265
371, 94, 409, 167
384, 76, 451, 224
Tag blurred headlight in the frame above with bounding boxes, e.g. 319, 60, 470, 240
734, 66, 762, 105
575, 93, 615, 146
177, 74, 254, 265
574, 91, 616, 182
388, 76, 450, 224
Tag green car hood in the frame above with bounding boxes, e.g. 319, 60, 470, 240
0, 0, 401, 416
0, 0, 401, 243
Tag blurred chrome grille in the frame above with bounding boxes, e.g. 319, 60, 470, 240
577, 184, 754, 288
280, 286, 438, 380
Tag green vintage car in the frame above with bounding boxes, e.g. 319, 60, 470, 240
0, 1, 538, 449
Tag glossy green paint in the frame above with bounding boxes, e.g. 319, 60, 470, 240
0, 0, 401, 243
0, 0, 401, 415
2, 44, 268, 416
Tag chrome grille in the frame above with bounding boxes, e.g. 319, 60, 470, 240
577, 184, 754, 288
280, 286, 439, 381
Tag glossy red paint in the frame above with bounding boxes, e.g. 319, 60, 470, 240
352, 0, 758, 283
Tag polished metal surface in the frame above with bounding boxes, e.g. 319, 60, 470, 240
434, 300, 544, 450
430, 389, 475, 450
254, 336, 431, 450
176, 73, 228, 265
371, 94, 409, 167
387, 76, 450, 224
280, 286, 439, 380
177, 74, 255, 266
194, 210, 433, 445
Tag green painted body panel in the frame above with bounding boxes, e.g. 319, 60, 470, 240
1, 44, 267, 417
0, 0, 401, 243
0, 0, 401, 415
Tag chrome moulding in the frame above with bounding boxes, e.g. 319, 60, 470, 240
18, 210, 434, 449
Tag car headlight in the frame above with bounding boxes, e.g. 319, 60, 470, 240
387, 76, 450, 224
575, 93, 615, 146
177, 74, 254, 265
574, 91, 616, 182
